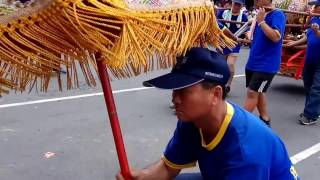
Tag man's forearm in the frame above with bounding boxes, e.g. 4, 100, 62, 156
259, 22, 281, 43
294, 36, 308, 46
141, 160, 180, 180
223, 27, 237, 41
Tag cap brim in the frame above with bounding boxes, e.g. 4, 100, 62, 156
308, 1, 320, 5
143, 73, 204, 90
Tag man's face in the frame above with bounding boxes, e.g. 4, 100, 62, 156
313, 5, 320, 13
254, 0, 267, 8
172, 83, 218, 122
224, 2, 232, 9
232, 2, 242, 13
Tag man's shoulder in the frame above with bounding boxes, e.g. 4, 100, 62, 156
226, 102, 264, 140
231, 102, 284, 141
228, 102, 256, 121
272, 9, 285, 15
228, 102, 274, 139
227, 103, 292, 170
270, 9, 286, 19
307, 18, 320, 35
310, 17, 320, 24
241, 11, 248, 19
217, 9, 226, 17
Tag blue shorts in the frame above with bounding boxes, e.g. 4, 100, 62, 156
222, 44, 241, 56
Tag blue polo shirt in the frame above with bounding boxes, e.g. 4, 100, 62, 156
246, 10, 286, 73
306, 17, 320, 64
163, 102, 299, 180
217, 10, 248, 55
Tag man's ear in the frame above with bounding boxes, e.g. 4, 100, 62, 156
211, 86, 223, 106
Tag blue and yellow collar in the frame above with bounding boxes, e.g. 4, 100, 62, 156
199, 102, 234, 151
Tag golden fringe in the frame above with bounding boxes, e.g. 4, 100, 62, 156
0, 0, 236, 95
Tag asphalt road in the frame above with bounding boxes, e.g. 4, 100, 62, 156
0, 48, 319, 180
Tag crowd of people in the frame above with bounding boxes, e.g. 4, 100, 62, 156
0, 0, 35, 16
116, 0, 320, 179
216, 0, 320, 126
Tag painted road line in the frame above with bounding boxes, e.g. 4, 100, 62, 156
290, 142, 320, 165
0, 87, 154, 109
1, 73, 320, 166
0, 74, 246, 109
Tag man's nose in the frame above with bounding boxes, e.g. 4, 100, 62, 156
172, 90, 181, 104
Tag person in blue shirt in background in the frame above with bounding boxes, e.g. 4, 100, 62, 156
243, 0, 286, 126
116, 48, 299, 180
285, 1, 320, 125
217, 0, 248, 93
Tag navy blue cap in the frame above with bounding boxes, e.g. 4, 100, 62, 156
143, 48, 230, 90
309, 0, 320, 5
232, 0, 245, 5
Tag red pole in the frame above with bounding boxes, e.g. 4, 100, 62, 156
95, 52, 132, 180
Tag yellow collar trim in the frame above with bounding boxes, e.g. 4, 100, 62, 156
199, 102, 234, 151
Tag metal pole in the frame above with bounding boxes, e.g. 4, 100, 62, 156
95, 52, 132, 180
219, 19, 311, 28
217, 7, 320, 17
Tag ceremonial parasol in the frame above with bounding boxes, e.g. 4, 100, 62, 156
0, 0, 235, 179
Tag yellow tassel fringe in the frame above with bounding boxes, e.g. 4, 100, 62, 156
0, 0, 236, 95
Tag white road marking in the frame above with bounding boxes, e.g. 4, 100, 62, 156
0, 74, 246, 109
0, 87, 153, 109
290, 142, 320, 165
0, 73, 319, 165
0, 128, 15, 133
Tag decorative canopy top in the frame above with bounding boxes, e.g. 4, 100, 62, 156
0, 0, 235, 95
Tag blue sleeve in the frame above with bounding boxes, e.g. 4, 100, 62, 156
307, 18, 316, 35
270, 11, 286, 37
216, 10, 225, 30
309, 17, 316, 25
242, 14, 248, 23
218, 20, 226, 30
217, 10, 224, 20
222, 164, 269, 180
163, 121, 198, 169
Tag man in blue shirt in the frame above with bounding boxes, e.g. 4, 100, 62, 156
285, 1, 320, 125
217, 0, 248, 93
116, 48, 298, 180
244, 0, 286, 126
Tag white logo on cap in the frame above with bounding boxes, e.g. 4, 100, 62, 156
205, 72, 223, 78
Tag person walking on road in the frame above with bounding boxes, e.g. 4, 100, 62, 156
285, 1, 320, 125
243, 0, 286, 126
116, 48, 299, 180
217, 0, 248, 93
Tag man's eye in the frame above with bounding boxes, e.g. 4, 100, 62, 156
182, 89, 193, 95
